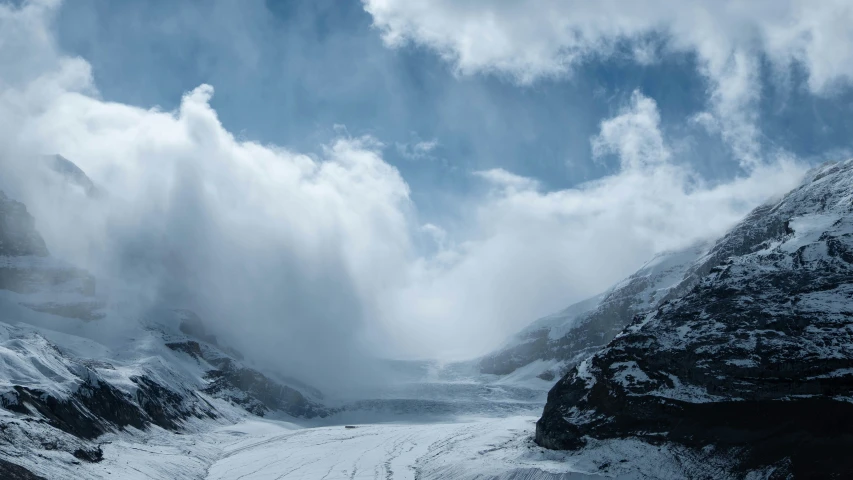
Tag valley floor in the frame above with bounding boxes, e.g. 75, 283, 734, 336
68, 415, 622, 480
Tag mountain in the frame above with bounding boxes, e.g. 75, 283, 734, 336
0, 307, 332, 477
479, 242, 709, 382
39, 154, 101, 198
0, 191, 103, 321
0, 189, 330, 478
536, 159, 853, 477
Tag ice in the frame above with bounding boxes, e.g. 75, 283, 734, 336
61, 416, 678, 480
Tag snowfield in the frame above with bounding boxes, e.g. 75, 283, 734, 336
63, 415, 681, 480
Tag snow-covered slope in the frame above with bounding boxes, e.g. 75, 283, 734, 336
536, 159, 853, 477
479, 242, 709, 382
0, 304, 336, 472
0, 186, 334, 477
8, 414, 721, 480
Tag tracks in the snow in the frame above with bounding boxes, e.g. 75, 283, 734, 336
203, 417, 546, 480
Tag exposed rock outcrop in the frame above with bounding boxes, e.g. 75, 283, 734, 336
165, 338, 330, 419
0, 459, 46, 480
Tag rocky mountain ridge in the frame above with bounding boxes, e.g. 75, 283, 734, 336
536, 159, 853, 477
479, 241, 709, 382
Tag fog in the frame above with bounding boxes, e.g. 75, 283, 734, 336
0, 0, 836, 395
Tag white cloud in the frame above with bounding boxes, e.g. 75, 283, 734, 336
0, 1, 808, 379
0, 0, 416, 392
363, 0, 853, 166
375, 93, 804, 358
474, 168, 540, 192
414, 139, 438, 153
396, 137, 439, 161
592, 90, 669, 170
364, 0, 853, 92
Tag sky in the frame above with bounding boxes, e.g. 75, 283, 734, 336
1, 0, 852, 391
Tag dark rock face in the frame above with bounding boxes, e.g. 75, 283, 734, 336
165, 339, 330, 419
176, 309, 219, 344
0, 314, 328, 476
480, 243, 707, 379
0, 266, 96, 297
203, 363, 328, 418
2, 372, 217, 441
0, 192, 48, 257
536, 160, 853, 477
72, 445, 103, 463
0, 459, 46, 480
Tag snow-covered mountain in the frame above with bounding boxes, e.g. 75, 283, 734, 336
479, 241, 709, 383
0, 309, 335, 478
536, 159, 853, 477
4, 156, 852, 479
0, 159, 547, 479
0, 174, 333, 478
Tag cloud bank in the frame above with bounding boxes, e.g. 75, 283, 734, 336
364, 0, 853, 166
377, 91, 803, 358
0, 1, 828, 392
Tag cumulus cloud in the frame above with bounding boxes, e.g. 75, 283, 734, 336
0, 0, 418, 394
592, 91, 669, 170
474, 168, 540, 192
363, 0, 853, 166
0, 1, 810, 385
375, 92, 804, 358
395, 137, 440, 161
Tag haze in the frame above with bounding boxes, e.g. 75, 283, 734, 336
2, 0, 852, 396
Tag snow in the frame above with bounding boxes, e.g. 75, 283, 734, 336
36, 415, 685, 480
622, 311, 657, 335
556, 159, 853, 419
575, 358, 595, 389
609, 242, 709, 307
0, 323, 81, 398
0, 306, 588, 479
545, 243, 706, 342
4, 161, 851, 479
496, 294, 604, 346
610, 362, 651, 387
491, 359, 564, 389
543, 294, 606, 341
779, 213, 841, 254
